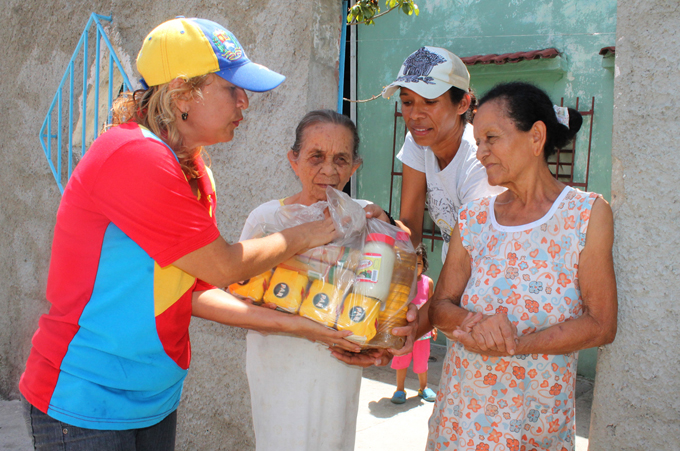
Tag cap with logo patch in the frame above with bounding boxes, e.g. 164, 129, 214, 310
137, 17, 285, 92
382, 46, 469, 100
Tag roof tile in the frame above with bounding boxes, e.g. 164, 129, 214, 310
599, 46, 616, 56
462, 48, 560, 66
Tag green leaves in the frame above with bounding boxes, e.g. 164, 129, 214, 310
347, 1, 377, 25
347, 0, 419, 26
401, 1, 419, 16
395, 0, 419, 16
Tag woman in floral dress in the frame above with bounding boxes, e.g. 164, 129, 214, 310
425, 82, 618, 451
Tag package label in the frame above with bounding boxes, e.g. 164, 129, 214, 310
313, 293, 330, 309
273, 283, 290, 298
349, 306, 366, 323
356, 253, 382, 284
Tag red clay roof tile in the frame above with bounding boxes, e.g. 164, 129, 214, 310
461, 48, 560, 66
599, 46, 616, 56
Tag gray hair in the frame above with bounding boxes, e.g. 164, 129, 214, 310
290, 110, 362, 165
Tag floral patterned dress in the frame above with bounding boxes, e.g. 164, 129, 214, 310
427, 187, 599, 451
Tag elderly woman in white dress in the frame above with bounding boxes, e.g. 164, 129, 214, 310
239, 109, 415, 451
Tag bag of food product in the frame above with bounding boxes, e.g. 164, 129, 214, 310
229, 187, 417, 349
229, 270, 273, 303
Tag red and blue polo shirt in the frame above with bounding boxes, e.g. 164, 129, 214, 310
20, 123, 220, 429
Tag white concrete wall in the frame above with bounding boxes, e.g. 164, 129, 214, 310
0, 1, 342, 448
588, 1, 680, 449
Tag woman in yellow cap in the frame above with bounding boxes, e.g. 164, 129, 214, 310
19, 17, 355, 450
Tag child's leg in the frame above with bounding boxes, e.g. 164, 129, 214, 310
418, 372, 428, 391
391, 353, 413, 392
413, 339, 436, 401
396, 368, 408, 392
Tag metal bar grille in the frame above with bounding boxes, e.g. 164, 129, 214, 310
388, 102, 403, 214
39, 13, 133, 194
548, 97, 595, 188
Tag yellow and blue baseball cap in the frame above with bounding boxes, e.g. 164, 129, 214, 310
137, 17, 285, 92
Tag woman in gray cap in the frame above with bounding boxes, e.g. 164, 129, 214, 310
382, 46, 504, 263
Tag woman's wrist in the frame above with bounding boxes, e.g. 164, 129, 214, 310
513, 334, 529, 355
280, 222, 312, 253
270, 309, 299, 335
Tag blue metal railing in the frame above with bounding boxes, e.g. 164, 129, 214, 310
39, 13, 132, 194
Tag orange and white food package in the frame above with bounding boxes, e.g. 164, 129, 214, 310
228, 270, 273, 303
299, 279, 343, 327
336, 293, 380, 345
263, 267, 309, 313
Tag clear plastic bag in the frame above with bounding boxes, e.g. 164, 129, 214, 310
334, 217, 417, 347
229, 187, 417, 349
367, 225, 417, 349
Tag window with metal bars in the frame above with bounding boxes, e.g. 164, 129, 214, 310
549, 97, 595, 189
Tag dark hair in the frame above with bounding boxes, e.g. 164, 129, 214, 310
448, 86, 477, 124
290, 109, 362, 164
478, 82, 583, 160
415, 243, 429, 273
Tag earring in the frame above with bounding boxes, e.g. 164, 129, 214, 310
181, 112, 188, 121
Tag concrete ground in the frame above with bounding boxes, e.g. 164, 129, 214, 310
1, 344, 593, 450
356, 343, 593, 451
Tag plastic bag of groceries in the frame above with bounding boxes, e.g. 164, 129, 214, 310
229, 187, 417, 349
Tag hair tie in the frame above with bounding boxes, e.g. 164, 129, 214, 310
553, 105, 570, 128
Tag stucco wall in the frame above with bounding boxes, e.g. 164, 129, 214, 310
0, 1, 341, 449
588, 1, 680, 449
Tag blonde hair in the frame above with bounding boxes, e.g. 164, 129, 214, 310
107, 75, 211, 179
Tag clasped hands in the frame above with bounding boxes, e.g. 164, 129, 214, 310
451, 311, 519, 356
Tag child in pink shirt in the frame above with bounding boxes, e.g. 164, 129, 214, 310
390, 244, 437, 403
